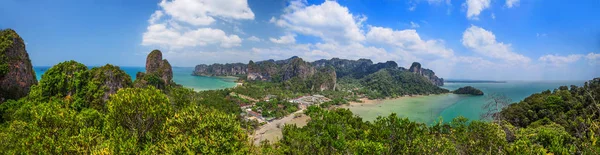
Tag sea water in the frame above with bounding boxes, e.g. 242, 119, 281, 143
33, 66, 237, 91
345, 81, 586, 124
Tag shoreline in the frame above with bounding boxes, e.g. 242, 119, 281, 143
341, 93, 451, 107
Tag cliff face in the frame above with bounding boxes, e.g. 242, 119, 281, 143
245, 57, 336, 91
193, 63, 247, 76
313, 66, 337, 91
0, 29, 37, 103
134, 50, 174, 89
409, 62, 444, 86
146, 50, 173, 85
312, 58, 399, 79
247, 60, 278, 81
312, 58, 373, 78
282, 58, 316, 81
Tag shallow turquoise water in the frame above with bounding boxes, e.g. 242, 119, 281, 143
346, 81, 586, 124
33, 66, 237, 91
438, 81, 585, 122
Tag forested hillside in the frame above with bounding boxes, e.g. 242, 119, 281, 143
2, 29, 600, 154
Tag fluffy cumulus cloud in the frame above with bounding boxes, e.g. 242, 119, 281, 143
142, 0, 254, 49
138, 0, 595, 80
506, 0, 520, 8
270, 34, 296, 44
366, 26, 454, 59
158, 0, 254, 26
538, 54, 583, 66
464, 0, 490, 20
462, 25, 531, 63
142, 24, 241, 48
271, 0, 366, 44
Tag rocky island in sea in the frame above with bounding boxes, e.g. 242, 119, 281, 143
452, 86, 484, 95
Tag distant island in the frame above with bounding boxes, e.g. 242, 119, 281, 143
445, 80, 507, 83
452, 86, 484, 95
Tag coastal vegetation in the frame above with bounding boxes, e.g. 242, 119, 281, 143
453, 86, 485, 95
2, 57, 600, 154
1, 29, 600, 154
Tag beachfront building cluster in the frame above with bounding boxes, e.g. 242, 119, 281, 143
240, 94, 331, 123
289, 95, 331, 109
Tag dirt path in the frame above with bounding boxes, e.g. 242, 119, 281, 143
252, 109, 307, 145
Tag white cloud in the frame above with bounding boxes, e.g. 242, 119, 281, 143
142, 0, 252, 49
142, 24, 241, 48
366, 26, 454, 58
506, 0, 520, 8
410, 21, 420, 28
464, 0, 490, 20
491, 13, 496, 19
270, 34, 296, 44
538, 54, 583, 66
159, 0, 254, 26
247, 36, 261, 42
149, 10, 164, 24
462, 25, 531, 63
272, 0, 366, 43
586, 52, 600, 65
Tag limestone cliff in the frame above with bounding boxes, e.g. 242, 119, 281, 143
193, 63, 247, 76
281, 57, 316, 81
312, 58, 373, 78
409, 62, 444, 86
313, 66, 337, 91
312, 58, 398, 79
0, 29, 37, 103
247, 60, 278, 81
134, 50, 174, 89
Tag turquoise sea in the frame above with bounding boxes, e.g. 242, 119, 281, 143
344, 81, 586, 124
33, 66, 238, 91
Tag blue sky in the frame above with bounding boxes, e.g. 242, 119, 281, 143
1, 0, 599, 80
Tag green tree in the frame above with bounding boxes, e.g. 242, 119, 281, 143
105, 86, 171, 152
147, 106, 251, 154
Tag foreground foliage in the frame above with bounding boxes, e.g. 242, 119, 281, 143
1, 60, 599, 154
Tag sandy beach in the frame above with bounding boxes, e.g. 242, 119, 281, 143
252, 110, 310, 145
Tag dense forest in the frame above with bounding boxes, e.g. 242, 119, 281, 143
2, 57, 600, 154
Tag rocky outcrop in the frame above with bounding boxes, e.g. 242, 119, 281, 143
312, 58, 373, 78
193, 63, 247, 76
313, 66, 337, 91
86, 64, 133, 108
0, 29, 37, 103
312, 58, 399, 79
146, 50, 173, 85
282, 57, 315, 81
247, 60, 278, 81
192, 57, 448, 91
134, 50, 174, 89
409, 62, 444, 86
453, 86, 484, 95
